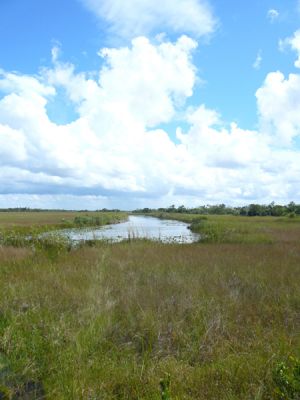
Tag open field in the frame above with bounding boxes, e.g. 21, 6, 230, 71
0, 211, 127, 228
147, 212, 300, 244
0, 212, 128, 248
0, 213, 300, 399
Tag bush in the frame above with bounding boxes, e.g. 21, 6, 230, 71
273, 356, 300, 399
74, 216, 102, 226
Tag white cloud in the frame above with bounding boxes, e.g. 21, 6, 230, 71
256, 71, 300, 145
51, 45, 61, 63
279, 30, 300, 68
1, 33, 300, 207
267, 8, 279, 22
81, 0, 216, 39
253, 50, 262, 70
0, 36, 198, 198
0, 125, 27, 166
45, 36, 197, 129
0, 70, 55, 97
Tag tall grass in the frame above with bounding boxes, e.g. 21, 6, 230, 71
0, 211, 127, 248
0, 214, 299, 398
148, 212, 300, 244
0, 211, 128, 228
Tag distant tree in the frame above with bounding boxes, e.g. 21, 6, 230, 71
167, 205, 176, 212
287, 201, 296, 213
177, 205, 186, 213
248, 204, 262, 216
270, 205, 285, 216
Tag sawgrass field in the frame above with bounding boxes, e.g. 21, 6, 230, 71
0, 212, 299, 399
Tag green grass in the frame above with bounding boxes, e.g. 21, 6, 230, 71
0, 213, 300, 398
147, 212, 300, 244
0, 211, 128, 247
0, 211, 127, 227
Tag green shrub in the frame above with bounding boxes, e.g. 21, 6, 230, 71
273, 356, 300, 399
0, 385, 11, 400
160, 374, 171, 400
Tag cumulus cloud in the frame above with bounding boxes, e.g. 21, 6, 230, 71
267, 9, 279, 22
0, 36, 199, 199
256, 71, 300, 145
279, 30, 300, 68
81, 0, 216, 39
0, 125, 27, 166
45, 36, 197, 128
1, 33, 300, 207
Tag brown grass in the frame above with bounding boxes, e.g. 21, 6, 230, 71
0, 216, 299, 398
0, 211, 115, 227
0, 246, 32, 262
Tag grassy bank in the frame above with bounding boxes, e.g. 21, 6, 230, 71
147, 212, 300, 244
0, 213, 299, 398
0, 211, 128, 229
0, 211, 128, 247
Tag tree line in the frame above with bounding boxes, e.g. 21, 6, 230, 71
133, 202, 300, 217
0, 208, 121, 213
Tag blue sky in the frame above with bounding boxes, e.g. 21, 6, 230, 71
1, 0, 300, 209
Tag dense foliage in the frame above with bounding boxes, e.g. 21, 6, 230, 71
134, 202, 300, 217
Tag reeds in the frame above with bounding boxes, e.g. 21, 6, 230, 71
0, 214, 299, 398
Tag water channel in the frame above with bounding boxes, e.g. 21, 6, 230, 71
57, 215, 200, 244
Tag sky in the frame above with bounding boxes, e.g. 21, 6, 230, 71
1, 0, 300, 210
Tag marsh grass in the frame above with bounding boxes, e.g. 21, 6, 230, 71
0, 214, 300, 398
0, 211, 127, 250
149, 212, 300, 244
0, 211, 128, 227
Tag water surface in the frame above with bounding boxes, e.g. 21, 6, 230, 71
58, 215, 200, 243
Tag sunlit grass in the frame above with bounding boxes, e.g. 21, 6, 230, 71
0, 211, 128, 249
0, 213, 300, 398
148, 212, 300, 244
0, 211, 128, 229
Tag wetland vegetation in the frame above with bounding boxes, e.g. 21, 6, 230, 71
0, 209, 299, 399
